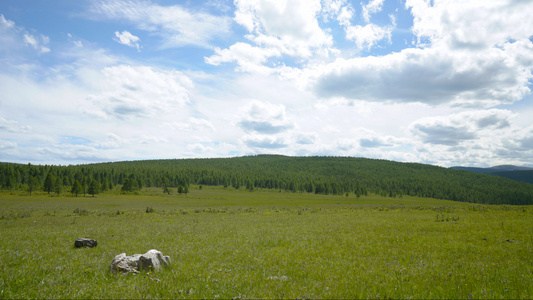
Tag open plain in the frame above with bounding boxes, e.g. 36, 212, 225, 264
1, 187, 532, 299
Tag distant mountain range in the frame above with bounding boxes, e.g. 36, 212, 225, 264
451, 165, 533, 184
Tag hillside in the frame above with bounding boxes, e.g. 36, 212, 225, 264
1, 155, 532, 205
451, 165, 533, 184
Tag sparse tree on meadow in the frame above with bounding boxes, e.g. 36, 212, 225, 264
43, 173, 55, 194
54, 177, 63, 196
28, 176, 40, 195
71, 180, 83, 197
81, 177, 87, 197
88, 179, 100, 197
161, 176, 171, 195
121, 178, 139, 193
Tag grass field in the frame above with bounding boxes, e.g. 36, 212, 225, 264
1, 186, 532, 299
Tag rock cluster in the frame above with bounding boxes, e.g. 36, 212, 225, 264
110, 249, 171, 274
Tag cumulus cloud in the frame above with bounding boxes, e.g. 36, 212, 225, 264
311, 41, 533, 106
234, 0, 331, 50
205, 42, 281, 74
114, 30, 141, 51
89, 0, 231, 48
322, 0, 395, 51
406, 0, 533, 50
344, 22, 393, 50
351, 127, 405, 148
237, 100, 294, 134
410, 109, 514, 146
502, 126, 533, 152
362, 0, 385, 23
85, 65, 193, 119
206, 0, 334, 71
208, 1, 533, 108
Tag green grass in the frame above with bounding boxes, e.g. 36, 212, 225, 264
1, 187, 532, 299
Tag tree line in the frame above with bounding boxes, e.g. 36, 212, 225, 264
1, 155, 532, 204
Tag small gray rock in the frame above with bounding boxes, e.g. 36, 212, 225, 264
74, 238, 97, 248
110, 249, 171, 274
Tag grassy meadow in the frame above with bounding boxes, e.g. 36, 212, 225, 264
1, 186, 532, 299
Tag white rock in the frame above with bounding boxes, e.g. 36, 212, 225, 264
110, 249, 171, 274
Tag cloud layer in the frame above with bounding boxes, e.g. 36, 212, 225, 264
1, 1, 532, 167
90, 0, 232, 48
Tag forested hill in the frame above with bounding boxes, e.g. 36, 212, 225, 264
1, 155, 532, 205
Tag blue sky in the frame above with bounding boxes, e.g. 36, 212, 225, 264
1, 0, 532, 167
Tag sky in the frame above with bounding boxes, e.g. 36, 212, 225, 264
1, 0, 532, 167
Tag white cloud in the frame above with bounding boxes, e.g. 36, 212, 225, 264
237, 100, 294, 134
344, 23, 393, 50
295, 132, 317, 145
0, 140, 17, 150
406, 0, 533, 50
2, 1, 533, 168
303, 2, 532, 106
168, 118, 215, 132
37, 144, 111, 162
208, 0, 533, 108
23, 33, 50, 53
67, 33, 84, 48
354, 128, 405, 148
187, 143, 215, 154
0, 14, 50, 54
23, 34, 38, 48
0, 14, 15, 28
85, 65, 193, 119
310, 40, 533, 106
410, 109, 514, 146
234, 0, 329, 47
95, 133, 122, 149
114, 30, 141, 51
0, 117, 32, 133
205, 42, 281, 74
362, 0, 385, 23
241, 134, 288, 149
207, 0, 335, 71
502, 126, 533, 152
320, 0, 395, 51
90, 0, 231, 48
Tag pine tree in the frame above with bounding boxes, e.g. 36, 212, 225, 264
101, 178, 109, 192
43, 173, 55, 194
161, 176, 171, 194
81, 177, 87, 197
28, 176, 40, 195
71, 180, 83, 197
54, 177, 63, 196
88, 179, 100, 197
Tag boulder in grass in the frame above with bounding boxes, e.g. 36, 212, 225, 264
110, 249, 171, 274
74, 238, 97, 248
